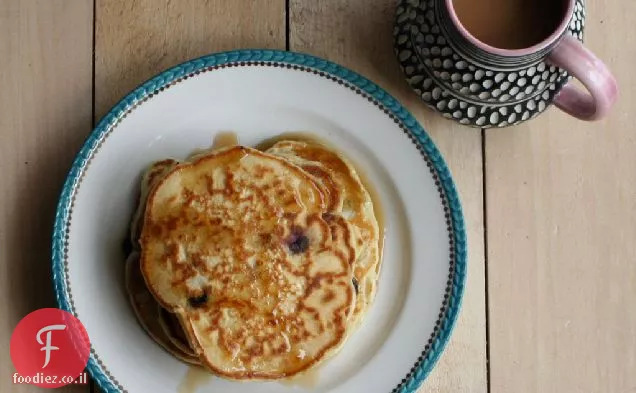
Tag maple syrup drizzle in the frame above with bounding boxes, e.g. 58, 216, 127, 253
177, 367, 212, 393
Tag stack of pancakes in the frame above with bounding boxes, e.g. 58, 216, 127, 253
124, 138, 382, 381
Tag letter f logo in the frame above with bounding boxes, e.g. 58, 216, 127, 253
36, 325, 66, 368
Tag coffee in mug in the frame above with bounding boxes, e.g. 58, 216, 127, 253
451, 0, 567, 50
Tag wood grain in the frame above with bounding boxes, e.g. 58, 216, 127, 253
486, 0, 636, 392
290, 1, 488, 392
7, 0, 634, 392
0, 0, 93, 392
95, 0, 285, 119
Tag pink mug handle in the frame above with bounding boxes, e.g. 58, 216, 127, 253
547, 34, 618, 121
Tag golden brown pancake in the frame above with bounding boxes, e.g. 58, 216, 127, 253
124, 252, 201, 366
139, 145, 357, 380
265, 140, 381, 329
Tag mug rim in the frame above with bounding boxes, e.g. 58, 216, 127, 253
444, 0, 575, 57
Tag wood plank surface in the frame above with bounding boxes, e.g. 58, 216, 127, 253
0, 0, 93, 392
9, 1, 633, 392
290, 1, 488, 392
95, 0, 285, 120
486, 0, 636, 392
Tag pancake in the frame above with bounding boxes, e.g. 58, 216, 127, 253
158, 307, 198, 358
128, 159, 200, 361
139, 145, 357, 380
124, 252, 202, 366
265, 140, 381, 328
130, 159, 179, 248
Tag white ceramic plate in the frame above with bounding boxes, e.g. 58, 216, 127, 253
53, 50, 466, 393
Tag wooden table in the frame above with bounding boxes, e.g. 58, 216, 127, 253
1, 1, 634, 392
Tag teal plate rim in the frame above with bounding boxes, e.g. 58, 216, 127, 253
52, 49, 467, 393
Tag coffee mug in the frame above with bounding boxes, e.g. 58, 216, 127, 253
393, 0, 618, 128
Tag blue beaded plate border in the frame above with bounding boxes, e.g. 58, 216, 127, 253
52, 49, 467, 393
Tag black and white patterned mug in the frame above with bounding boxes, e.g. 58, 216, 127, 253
393, 0, 618, 128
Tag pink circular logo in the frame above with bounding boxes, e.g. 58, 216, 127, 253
10, 308, 91, 388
